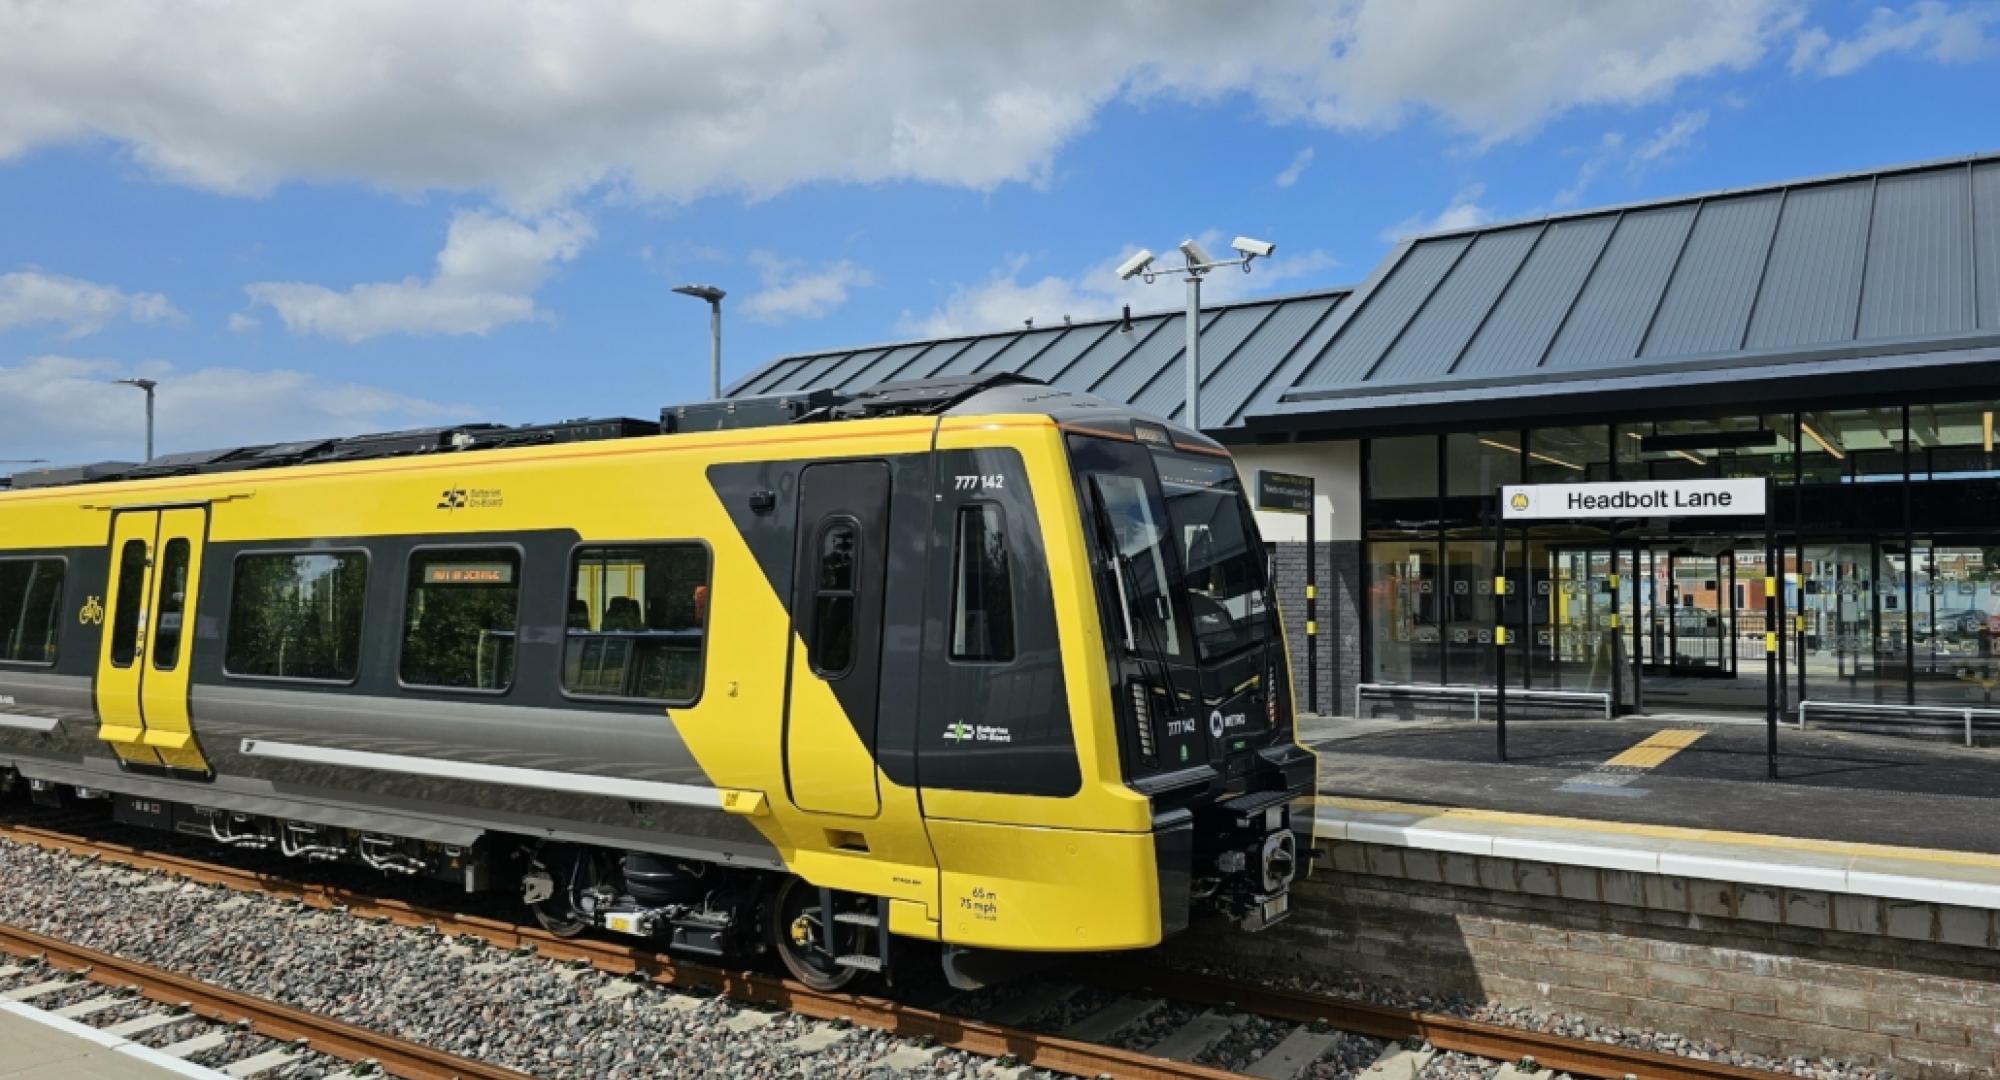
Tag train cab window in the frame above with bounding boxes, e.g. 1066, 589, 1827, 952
563, 544, 710, 702
0, 558, 65, 665
401, 549, 521, 692
810, 520, 859, 676
150, 539, 191, 671
225, 552, 367, 682
950, 504, 1015, 662
108, 539, 148, 668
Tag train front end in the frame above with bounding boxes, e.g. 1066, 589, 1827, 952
1066, 418, 1317, 938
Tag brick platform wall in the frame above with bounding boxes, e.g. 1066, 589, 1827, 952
1181, 842, 2000, 1078
1270, 540, 1362, 716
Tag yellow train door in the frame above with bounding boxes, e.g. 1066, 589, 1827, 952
95, 507, 212, 774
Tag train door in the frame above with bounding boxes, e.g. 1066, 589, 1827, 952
784, 462, 889, 817
95, 507, 212, 774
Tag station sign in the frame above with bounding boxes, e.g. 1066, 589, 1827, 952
1256, 470, 1315, 514
1502, 477, 1767, 520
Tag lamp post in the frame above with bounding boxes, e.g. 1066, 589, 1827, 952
114, 378, 157, 462
1115, 237, 1275, 431
672, 284, 727, 399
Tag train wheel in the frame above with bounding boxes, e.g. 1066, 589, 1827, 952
525, 842, 602, 938
767, 876, 857, 991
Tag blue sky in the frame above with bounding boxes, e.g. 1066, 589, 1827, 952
1, 1, 1996, 464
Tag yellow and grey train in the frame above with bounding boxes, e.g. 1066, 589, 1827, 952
0, 374, 1313, 988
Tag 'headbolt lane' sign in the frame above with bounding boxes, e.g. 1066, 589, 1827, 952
1502, 478, 1767, 520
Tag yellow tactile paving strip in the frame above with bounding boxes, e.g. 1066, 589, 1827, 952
1315, 795, 2000, 872
1602, 728, 1705, 770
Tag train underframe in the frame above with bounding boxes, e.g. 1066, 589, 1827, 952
1, 766, 1298, 993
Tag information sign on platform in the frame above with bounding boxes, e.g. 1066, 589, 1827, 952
1256, 470, 1315, 514
1501, 477, 1767, 520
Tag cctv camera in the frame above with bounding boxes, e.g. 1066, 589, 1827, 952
1116, 249, 1156, 281
1231, 236, 1276, 259
1178, 238, 1215, 267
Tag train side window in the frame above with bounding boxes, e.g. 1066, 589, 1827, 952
562, 544, 710, 703
810, 519, 859, 677
400, 549, 522, 692
150, 539, 191, 671
949, 503, 1015, 662
224, 552, 368, 682
108, 540, 148, 668
0, 558, 65, 666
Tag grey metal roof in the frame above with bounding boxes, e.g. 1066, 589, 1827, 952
726, 287, 1353, 429
733, 149, 2000, 437
1257, 150, 2000, 428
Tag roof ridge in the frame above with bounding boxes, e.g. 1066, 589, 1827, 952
1401, 147, 2000, 244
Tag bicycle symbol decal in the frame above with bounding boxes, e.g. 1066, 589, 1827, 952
78, 596, 105, 625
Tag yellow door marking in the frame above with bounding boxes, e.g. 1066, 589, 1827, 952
1317, 795, 2000, 871
1602, 728, 1705, 770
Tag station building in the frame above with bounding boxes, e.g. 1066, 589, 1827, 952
731, 150, 2000, 721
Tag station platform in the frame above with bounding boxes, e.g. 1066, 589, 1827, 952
1303, 713, 2000, 909
0, 1001, 227, 1080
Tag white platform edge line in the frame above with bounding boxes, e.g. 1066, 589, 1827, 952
1316, 808, 2000, 911
238, 738, 726, 809
0, 712, 60, 733
0, 999, 236, 1080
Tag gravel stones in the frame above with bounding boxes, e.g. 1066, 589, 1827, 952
0, 837, 1032, 1078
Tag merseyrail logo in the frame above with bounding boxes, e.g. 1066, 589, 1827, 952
78, 596, 104, 625
1509, 492, 1530, 512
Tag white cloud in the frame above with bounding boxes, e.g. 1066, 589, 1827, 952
1274, 147, 1316, 188
898, 240, 1337, 338
740, 254, 875, 324
243, 210, 593, 342
0, 355, 475, 463
0, 2, 1801, 207
1553, 132, 1626, 208
1790, 2, 1995, 76
1633, 109, 1709, 165
1382, 184, 1496, 242
226, 312, 259, 334
0, 270, 181, 338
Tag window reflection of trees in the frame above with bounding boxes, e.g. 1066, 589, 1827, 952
225, 553, 367, 681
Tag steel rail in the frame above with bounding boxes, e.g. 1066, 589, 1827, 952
0, 821, 1241, 1080
0, 920, 532, 1080
2, 819, 1788, 1080
1095, 965, 1787, 1080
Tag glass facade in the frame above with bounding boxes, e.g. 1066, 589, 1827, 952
1361, 397, 2000, 711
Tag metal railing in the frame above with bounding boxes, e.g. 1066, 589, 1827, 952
1355, 682, 1613, 721
1796, 699, 2000, 748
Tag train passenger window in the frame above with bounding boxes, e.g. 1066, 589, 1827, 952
562, 544, 710, 702
950, 504, 1015, 662
108, 540, 148, 668
225, 552, 367, 682
150, 539, 191, 671
0, 558, 65, 665
400, 549, 521, 691
810, 520, 859, 677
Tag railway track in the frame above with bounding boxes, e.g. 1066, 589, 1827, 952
0, 920, 530, 1080
0, 817, 1792, 1080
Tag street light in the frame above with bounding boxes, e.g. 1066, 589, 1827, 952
672, 284, 727, 399
1117, 236, 1275, 430
114, 378, 157, 462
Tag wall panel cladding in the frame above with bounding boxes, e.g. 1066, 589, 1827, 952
1267, 540, 1360, 716
1179, 844, 2000, 1079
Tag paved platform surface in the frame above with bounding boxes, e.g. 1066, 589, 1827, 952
1307, 715, 2000, 853
1305, 714, 2000, 907
0, 1001, 227, 1080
